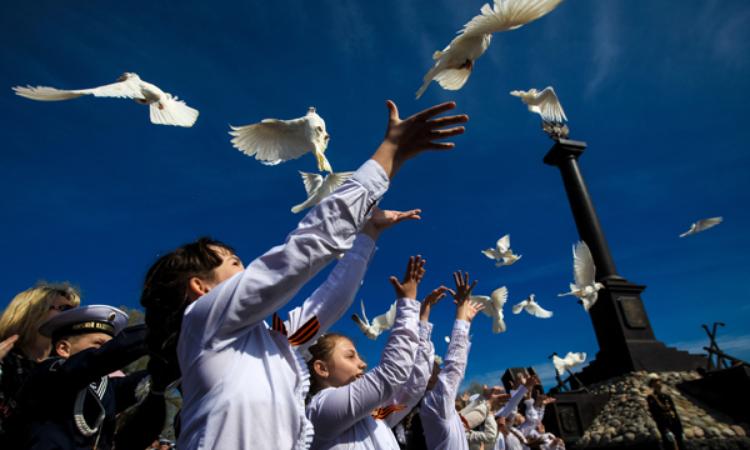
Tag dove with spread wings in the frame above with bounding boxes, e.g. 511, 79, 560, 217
351, 300, 397, 340
482, 234, 522, 267
229, 107, 332, 173
552, 351, 586, 376
679, 216, 723, 238
12, 72, 199, 127
416, 0, 563, 99
511, 86, 568, 139
512, 294, 553, 319
558, 241, 604, 312
291, 171, 354, 213
470, 286, 509, 333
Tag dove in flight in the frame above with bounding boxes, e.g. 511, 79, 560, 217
13, 72, 199, 127
291, 171, 354, 213
510, 86, 567, 124
511, 294, 553, 319
415, 0, 563, 99
470, 286, 509, 333
558, 241, 604, 312
482, 234, 521, 267
679, 216, 723, 238
551, 351, 586, 376
351, 300, 397, 340
230, 107, 332, 173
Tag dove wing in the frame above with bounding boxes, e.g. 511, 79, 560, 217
371, 301, 398, 335
552, 355, 566, 376
564, 351, 586, 367
482, 248, 500, 260
496, 234, 511, 253
537, 87, 567, 123
696, 216, 723, 231
490, 287, 508, 311
511, 300, 527, 315
323, 172, 356, 195
573, 241, 596, 288
230, 117, 311, 164
470, 295, 494, 317
13, 76, 144, 101
149, 94, 199, 127
462, 0, 563, 37
300, 172, 325, 197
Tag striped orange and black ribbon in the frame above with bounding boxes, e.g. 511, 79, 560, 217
271, 313, 320, 347
371, 404, 406, 420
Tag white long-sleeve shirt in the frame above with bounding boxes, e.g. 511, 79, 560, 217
383, 320, 434, 428
519, 399, 545, 436
177, 160, 389, 450
495, 386, 528, 419
306, 297, 421, 450
421, 319, 472, 450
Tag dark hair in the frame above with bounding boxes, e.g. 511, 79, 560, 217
140, 237, 234, 372
306, 333, 350, 399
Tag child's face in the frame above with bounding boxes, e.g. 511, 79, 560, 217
323, 337, 367, 387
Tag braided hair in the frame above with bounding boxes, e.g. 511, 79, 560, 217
140, 237, 234, 373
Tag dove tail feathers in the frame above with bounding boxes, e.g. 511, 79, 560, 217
150, 98, 199, 127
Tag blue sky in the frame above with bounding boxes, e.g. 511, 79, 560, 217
1, 0, 749, 389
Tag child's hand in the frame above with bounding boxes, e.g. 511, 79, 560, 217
419, 285, 449, 321
372, 100, 468, 178
389, 255, 426, 300
457, 299, 484, 322
362, 206, 422, 239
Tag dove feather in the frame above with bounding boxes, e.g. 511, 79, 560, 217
230, 117, 311, 164
149, 94, 199, 127
573, 241, 596, 288
461, 0, 563, 38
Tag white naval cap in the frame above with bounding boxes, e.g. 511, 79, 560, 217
39, 304, 129, 341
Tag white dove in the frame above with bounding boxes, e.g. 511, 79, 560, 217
558, 241, 604, 312
482, 234, 522, 267
679, 216, 723, 238
351, 300, 397, 340
511, 294, 553, 319
12, 72, 199, 127
291, 171, 354, 213
444, 336, 451, 344
510, 86, 567, 124
229, 107, 332, 173
470, 286, 508, 333
552, 351, 586, 376
415, 0, 563, 99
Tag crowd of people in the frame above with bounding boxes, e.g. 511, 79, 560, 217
0, 100, 568, 449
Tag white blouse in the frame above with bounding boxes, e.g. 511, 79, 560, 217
421, 319, 472, 450
306, 297, 421, 450
177, 160, 389, 450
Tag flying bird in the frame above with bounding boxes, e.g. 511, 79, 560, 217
470, 286, 509, 333
510, 87, 568, 139
351, 300, 397, 340
679, 217, 723, 238
511, 294, 553, 319
482, 234, 522, 267
558, 241, 604, 312
12, 72, 199, 127
415, 0, 564, 99
291, 171, 354, 213
551, 352, 586, 376
230, 107, 332, 173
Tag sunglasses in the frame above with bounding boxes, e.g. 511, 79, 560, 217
48, 304, 75, 312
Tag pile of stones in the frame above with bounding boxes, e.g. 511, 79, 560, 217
574, 371, 748, 449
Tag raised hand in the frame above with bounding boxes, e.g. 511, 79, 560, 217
362, 206, 422, 239
372, 100, 468, 178
420, 285, 449, 321
389, 255, 427, 300
457, 299, 484, 322
449, 271, 478, 304
0, 334, 19, 361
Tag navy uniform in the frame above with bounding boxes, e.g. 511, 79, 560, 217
10, 305, 157, 450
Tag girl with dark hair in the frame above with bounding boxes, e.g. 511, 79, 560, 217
140, 100, 469, 450
305, 255, 436, 449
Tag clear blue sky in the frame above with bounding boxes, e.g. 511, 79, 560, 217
1, 0, 749, 388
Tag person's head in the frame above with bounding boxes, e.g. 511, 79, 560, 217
39, 304, 129, 359
307, 333, 366, 396
140, 237, 239, 368
0, 282, 80, 361
513, 412, 525, 426
649, 375, 663, 393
